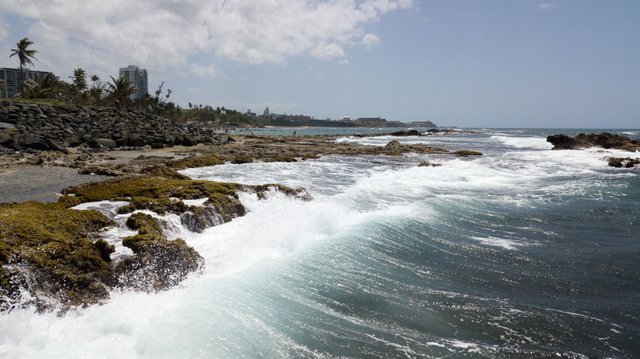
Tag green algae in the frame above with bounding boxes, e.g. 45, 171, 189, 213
265, 155, 297, 163
0, 201, 115, 311
1, 168, 309, 312
231, 153, 254, 164
118, 212, 203, 291
170, 155, 224, 169
453, 150, 483, 157
140, 165, 191, 179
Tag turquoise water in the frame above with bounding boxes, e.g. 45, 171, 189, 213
1, 129, 638, 358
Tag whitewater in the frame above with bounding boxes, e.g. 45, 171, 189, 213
1, 129, 638, 358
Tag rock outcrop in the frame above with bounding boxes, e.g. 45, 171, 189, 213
607, 157, 640, 168
0, 170, 311, 313
0, 101, 218, 152
547, 133, 640, 151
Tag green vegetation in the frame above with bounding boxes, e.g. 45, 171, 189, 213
9, 37, 38, 93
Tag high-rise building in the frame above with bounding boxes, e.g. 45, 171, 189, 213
0, 67, 53, 98
119, 65, 148, 100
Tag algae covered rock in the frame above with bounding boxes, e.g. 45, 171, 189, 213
63, 176, 245, 222
1, 172, 311, 313
0, 201, 115, 312
231, 153, 254, 164
170, 155, 224, 169
118, 212, 203, 291
453, 150, 483, 157
116, 238, 203, 291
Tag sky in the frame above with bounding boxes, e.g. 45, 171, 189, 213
0, 0, 638, 128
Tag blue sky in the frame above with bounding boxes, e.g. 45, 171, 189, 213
1, 0, 638, 128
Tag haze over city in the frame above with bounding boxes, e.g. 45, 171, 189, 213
1, 0, 638, 128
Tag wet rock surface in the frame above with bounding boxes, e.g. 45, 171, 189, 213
0, 107, 482, 313
607, 157, 640, 168
547, 132, 640, 151
0, 170, 312, 313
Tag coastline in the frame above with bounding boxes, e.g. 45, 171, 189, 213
0, 132, 458, 312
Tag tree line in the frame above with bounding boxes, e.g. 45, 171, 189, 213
5, 37, 261, 125
6, 37, 178, 118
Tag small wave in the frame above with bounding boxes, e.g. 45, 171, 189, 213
620, 131, 639, 136
471, 236, 530, 250
490, 135, 552, 150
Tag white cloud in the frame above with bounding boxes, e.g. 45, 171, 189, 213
538, 3, 556, 10
0, 0, 413, 76
190, 64, 219, 79
361, 33, 381, 48
0, 19, 8, 42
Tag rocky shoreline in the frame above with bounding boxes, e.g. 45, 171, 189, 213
2, 102, 636, 314
0, 101, 216, 153
547, 132, 640, 168
2, 102, 481, 314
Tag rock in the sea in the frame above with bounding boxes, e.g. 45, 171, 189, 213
453, 150, 483, 157
608, 157, 640, 168
116, 212, 203, 291
418, 160, 442, 167
116, 238, 203, 291
385, 140, 402, 148
547, 132, 640, 151
389, 129, 421, 136
0, 200, 115, 312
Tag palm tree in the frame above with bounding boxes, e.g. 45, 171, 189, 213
21, 73, 64, 99
106, 75, 135, 108
88, 74, 104, 105
9, 37, 38, 93
70, 68, 88, 93
68, 68, 89, 105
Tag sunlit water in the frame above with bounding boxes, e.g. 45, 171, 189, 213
1, 129, 639, 358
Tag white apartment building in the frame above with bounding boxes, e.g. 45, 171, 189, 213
119, 65, 148, 100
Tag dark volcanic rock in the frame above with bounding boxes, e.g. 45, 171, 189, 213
608, 157, 640, 168
389, 129, 421, 136
0, 101, 216, 152
546, 134, 580, 150
22, 134, 51, 151
88, 138, 117, 149
547, 132, 640, 151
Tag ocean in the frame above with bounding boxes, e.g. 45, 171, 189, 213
1, 128, 639, 358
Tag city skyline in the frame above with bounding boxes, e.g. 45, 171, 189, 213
0, 1, 638, 128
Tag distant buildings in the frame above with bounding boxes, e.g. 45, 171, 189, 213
0, 67, 53, 98
119, 65, 148, 100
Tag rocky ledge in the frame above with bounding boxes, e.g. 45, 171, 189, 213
0, 101, 217, 152
546, 132, 639, 168
0, 169, 309, 313
546, 132, 640, 152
